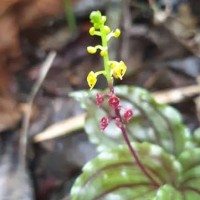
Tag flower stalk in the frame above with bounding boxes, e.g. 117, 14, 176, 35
114, 102, 159, 188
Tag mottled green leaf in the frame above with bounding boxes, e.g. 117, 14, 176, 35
192, 128, 200, 147
153, 185, 182, 200
178, 148, 200, 199
70, 143, 181, 200
71, 86, 190, 155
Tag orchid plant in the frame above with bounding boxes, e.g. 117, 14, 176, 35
70, 11, 200, 200
86, 10, 159, 188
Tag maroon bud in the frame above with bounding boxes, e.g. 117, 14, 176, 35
115, 118, 123, 128
124, 109, 133, 121
108, 95, 120, 109
96, 93, 104, 106
100, 117, 109, 131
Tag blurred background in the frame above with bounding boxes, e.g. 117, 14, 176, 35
0, 0, 200, 199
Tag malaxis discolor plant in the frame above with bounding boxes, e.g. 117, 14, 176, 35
86, 10, 159, 188
70, 10, 200, 200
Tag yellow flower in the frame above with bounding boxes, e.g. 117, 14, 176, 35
87, 71, 97, 90
114, 29, 121, 38
104, 26, 111, 34
100, 50, 108, 57
89, 27, 95, 36
87, 46, 97, 54
110, 61, 127, 80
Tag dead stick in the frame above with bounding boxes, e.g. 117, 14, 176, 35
33, 113, 86, 142
153, 85, 200, 104
21, 52, 56, 158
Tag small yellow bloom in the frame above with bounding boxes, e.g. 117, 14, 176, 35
100, 50, 108, 57
114, 29, 121, 38
87, 71, 97, 90
119, 61, 127, 75
110, 61, 127, 80
104, 26, 111, 34
101, 16, 107, 23
89, 27, 95, 36
87, 46, 97, 54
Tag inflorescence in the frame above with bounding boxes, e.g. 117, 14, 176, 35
86, 10, 133, 131
86, 11, 126, 90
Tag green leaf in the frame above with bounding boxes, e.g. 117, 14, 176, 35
71, 86, 190, 156
153, 185, 182, 200
70, 143, 181, 200
178, 148, 200, 199
191, 128, 200, 147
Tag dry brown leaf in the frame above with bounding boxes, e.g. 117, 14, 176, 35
0, 13, 21, 61
16, 0, 63, 29
0, 98, 21, 132
0, 0, 64, 71
0, 66, 22, 132
0, 0, 22, 16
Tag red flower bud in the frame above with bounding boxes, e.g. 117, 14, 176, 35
96, 93, 104, 106
124, 109, 133, 121
100, 117, 109, 131
108, 95, 120, 109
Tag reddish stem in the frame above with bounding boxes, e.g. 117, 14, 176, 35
114, 108, 159, 188
108, 84, 159, 188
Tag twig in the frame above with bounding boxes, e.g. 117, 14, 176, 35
33, 113, 86, 142
20, 51, 56, 159
121, 0, 132, 61
153, 84, 200, 104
